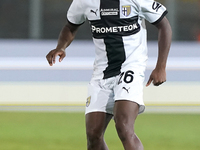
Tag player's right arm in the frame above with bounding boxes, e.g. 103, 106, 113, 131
46, 21, 80, 66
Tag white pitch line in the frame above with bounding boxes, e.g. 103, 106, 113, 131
0, 106, 200, 114
0, 57, 199, 70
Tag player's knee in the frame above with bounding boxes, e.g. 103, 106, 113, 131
115, 120, 135, 142
86, 128, 103, 143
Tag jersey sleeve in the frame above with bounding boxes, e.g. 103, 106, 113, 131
137, 0, 168, 25
67, 0, 86, 25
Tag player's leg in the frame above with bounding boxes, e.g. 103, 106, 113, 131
113, 69, 145, 149
86, 77, 116, 149
113, 100, 144, 150
86, 112, 113, 150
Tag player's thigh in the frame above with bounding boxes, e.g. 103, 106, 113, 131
86, 112, 113, 136
113, 100, 139, 126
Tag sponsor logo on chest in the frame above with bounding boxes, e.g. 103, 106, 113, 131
91, 23, 138, 34
100, 8, 119, 16
99, 6, 131, 17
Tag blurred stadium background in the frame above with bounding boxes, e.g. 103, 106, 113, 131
0, 0, 199, 112
0, 0, 200, 150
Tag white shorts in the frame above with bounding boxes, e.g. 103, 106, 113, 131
85, 69, 145, 115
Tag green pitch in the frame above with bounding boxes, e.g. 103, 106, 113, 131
0, 112, 199, 150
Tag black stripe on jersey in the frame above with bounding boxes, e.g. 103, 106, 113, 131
100, 0, 119, 18
103, 37, 126, 79
98, 0, 126, 79
152, 10, 168, 25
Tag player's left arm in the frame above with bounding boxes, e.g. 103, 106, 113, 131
146, 16, 172, 86
46, 21, 80, 66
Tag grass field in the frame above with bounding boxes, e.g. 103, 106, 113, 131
0, 112, 200, 150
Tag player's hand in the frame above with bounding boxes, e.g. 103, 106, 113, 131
146, 68, 166, 87
46, 49, 66, 66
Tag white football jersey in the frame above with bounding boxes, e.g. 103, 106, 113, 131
67, 0, 167, 79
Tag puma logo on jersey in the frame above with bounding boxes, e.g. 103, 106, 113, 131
122, 87, 130, 93
152, 2, 162, 12
90, 9, 98, 16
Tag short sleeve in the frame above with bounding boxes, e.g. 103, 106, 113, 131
137, 0, 167, 25
67, 0, 86, 25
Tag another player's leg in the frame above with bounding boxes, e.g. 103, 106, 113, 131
86, 112, 113, 150
113, 100, 144, 150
